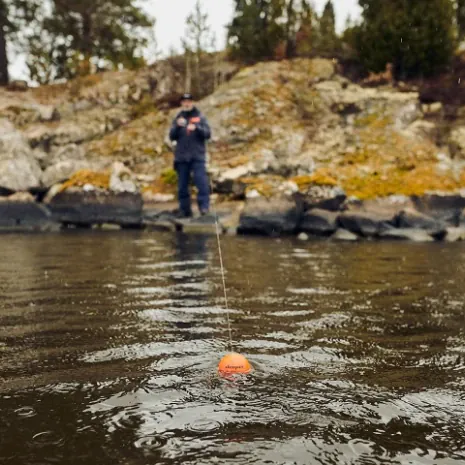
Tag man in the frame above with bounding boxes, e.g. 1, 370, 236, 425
169, 93, 212, 218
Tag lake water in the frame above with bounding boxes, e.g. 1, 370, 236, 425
1, 231, 465, 464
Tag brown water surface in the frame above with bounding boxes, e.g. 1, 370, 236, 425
1, 231, 465, 464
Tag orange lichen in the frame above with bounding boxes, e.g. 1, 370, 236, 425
59, 169, 110, 191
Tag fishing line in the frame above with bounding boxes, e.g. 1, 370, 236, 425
210, 178, 233, 352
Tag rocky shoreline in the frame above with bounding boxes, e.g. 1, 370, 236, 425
4, 186, 465, 243
4, 56, 465, 243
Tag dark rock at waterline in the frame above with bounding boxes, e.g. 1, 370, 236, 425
238, 197, 302, 236
378, 228, 434, 242
396, 208, 447, 238
337, 210, 396, 237
298, 186, 347, 212
47, 190, 143, 227
299, 208, 338, 236
213, 179, 246, 200
411, 194, 465, 226
0, 201, 57, 231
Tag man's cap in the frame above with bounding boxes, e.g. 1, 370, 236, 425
180, 93, 194, 101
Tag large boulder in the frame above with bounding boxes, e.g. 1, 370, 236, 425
303, 185, 347, 211
238, 197, 302, 236
0, 119, 42, 191
0, 193, 57, 231
299, 208, 338, 236
337, 210, 396, 237
47, 189, 143, 227
395, 208, 447, 237
41, 160, 93, 188
411, 194, 465, 226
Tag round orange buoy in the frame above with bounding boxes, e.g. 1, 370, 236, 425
218, 352, 252, 374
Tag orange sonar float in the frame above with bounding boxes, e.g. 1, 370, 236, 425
218, 352, 252, 374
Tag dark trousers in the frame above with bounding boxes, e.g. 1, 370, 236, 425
174, 160, 210, 215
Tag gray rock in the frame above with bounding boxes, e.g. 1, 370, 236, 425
297, 232, 309, 241
0, 201, 57, 231
396, 208, 447, 238
238, 197, 302, 236
48, 190, 143, 227
213, 178, 246, 200
411, 194, 465, 226
331, 228, 359, 241
109, 162, 138, 193
47, 144, 87, 167
337, 210, 396, 237
300, 208, 338, 236
449, 126, 465, 159
0, 157, 42, 192
302, 185, 347, 211
378, 228, 434, 242
41, 160, 91, 188
445, 227, 465, 242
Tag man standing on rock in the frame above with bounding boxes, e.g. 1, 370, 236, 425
169, 93, 212, 218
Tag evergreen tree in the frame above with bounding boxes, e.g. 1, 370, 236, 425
295, 0, 317, 56
227, 0, 284, 63
317, 0, 339, 56
27, 0, 153, 83
282, 0, 317, 58
353, 0, 456, 79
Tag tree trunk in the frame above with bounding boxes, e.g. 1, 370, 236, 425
194, 51, 200, 96
459, 0, 465, 40
80, 11, 92, 75
0, 1, 8, 86
185, 51, 192, 93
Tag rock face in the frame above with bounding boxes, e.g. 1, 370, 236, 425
0, 119, 42, 191
48, 190, 143, 227
238, 197, 302, 236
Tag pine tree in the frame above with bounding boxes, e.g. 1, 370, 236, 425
227, 0, 284, 63
317, 0, 339, 56
353, 0, 456, 79
27, 0, 153, 83
295, 0, 317, 57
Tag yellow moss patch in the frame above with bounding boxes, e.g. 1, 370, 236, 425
291, 170, 338, 190
59, 169, 110, 191
342, 163, 465, 199
241, 175, 285, 198
354, 113, 392, 129
142, 169, 178, 195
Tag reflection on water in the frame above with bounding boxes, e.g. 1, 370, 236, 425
1, 231, 465, 464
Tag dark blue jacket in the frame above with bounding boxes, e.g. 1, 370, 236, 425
169, 106, 211, 163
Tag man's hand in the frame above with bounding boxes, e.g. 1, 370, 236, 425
177, 117, 187, 127
187, 123, 196, 131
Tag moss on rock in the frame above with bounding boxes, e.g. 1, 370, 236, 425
59, 169, 110, 191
